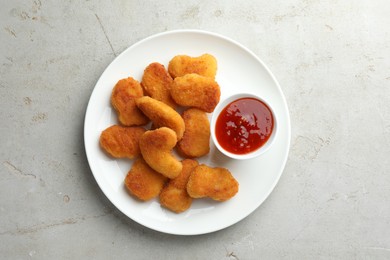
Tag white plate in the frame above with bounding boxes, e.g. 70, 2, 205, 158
84, 30, 291, 235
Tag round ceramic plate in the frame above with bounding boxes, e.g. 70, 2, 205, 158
84, 30, 291, 235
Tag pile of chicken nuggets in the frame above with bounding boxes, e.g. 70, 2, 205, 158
99, 54, 239, 213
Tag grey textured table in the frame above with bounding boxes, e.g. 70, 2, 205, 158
1, 1, 390, 259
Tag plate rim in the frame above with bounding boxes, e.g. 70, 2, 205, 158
84, 29, 291, 235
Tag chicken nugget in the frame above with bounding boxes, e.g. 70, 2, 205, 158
141, 62, 176, 108
111, 77, 149, 126
187, 164, 239, 201
170, 73, 221, 113
168, 54, 217, 79
125, 157, 168, 201
139, 127, 183, 179
135, 96, 185, 140
160, 159, 199, 213
99, 125, 146, 159
177, 108, 210, 158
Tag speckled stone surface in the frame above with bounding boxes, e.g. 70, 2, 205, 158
1, 0, 390, 259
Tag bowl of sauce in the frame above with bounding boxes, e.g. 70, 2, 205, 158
211, 93, 277, 160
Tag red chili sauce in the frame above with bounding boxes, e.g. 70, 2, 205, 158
215, 97, 274, 154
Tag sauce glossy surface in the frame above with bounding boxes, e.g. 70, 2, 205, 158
215, 97, 274, 154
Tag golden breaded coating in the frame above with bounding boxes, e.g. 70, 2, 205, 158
159, 159, 199, 213
168, 54, 217, 79
135, 96, 185, 140
170, 73, 221, 113
187, 164, 239, 201
125, 157, 168, 201
111, 77, 149, 126
177, 108, 210, 158
99, 125, 146, 159
139, 127, 183, 179
141, 62, 176, 108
